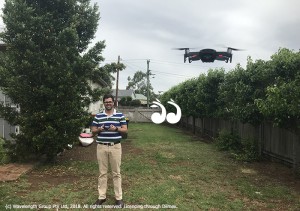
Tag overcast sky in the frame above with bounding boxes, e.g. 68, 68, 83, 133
1, 0, 300, 93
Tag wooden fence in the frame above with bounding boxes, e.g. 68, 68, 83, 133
119, 107, 159, 123
118, 108, 299, 171
179, 116, 300, 171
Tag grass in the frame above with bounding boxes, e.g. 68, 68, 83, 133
0, 123, 299, 210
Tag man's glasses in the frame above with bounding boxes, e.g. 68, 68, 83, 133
104, 101, 114, 104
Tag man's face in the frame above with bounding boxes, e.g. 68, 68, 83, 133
103, 98, 114, 110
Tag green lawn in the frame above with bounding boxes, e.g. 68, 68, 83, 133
0, 123, 299, 210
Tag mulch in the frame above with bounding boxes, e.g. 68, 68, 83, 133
0, 163, 37, 182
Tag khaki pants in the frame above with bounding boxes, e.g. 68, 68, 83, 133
97, 143, 122, 200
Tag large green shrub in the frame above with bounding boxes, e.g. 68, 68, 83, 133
0, 1, 120, 162
215, 130, 260, 162
233, 138, 260, 162
215, 130, 242, 152
0, 137, 10, 164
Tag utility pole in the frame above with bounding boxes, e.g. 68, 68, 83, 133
146, 59, 150, 108
115, 55, 121, 107
146, 59, 155, 108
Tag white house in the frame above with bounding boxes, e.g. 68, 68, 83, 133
134, 93, 147, 105
87, 79, 107, 115
112, 89, 147, 105
0, 91, 20, 140
112, 89, 135, 102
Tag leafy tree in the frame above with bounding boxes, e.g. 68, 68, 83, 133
91, 62, 125, 89
89, 62, 126, 103
126, 71, 147, 92
254, 48, 300, 172
161, 69, 225, 119
196, 69, 225, 118
126, 70, 156, 102
130, 99, 141, 107
269, 48, 300, 81
160, 85, 180, 113
119, 96, 141, 107
119, 97, 128, 106
256, 78, 300, 131
174, 78, 198, 117
255, 48, 300, 132
219, 60, 270, 126
119, 96, 132, 106
0, 0, 114, 161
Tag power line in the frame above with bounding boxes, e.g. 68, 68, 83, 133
121, 62, 141, 73
151, 69, 197, 79
122, 61, 146, 71
122, 59, 148, 61
150, 59, 226, 69
123, 60, 200, 79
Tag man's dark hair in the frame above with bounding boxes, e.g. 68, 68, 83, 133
103, 94, 115, 102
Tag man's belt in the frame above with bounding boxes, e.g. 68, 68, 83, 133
98, 141, 120, 146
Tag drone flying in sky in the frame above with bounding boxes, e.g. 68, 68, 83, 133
174, 47, 243, 63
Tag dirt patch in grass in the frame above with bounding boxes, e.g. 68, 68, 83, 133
242, 160, 300, 192
25, 139, 142, 189
57, 142, 98, 162
27, 172, 81, 189
121, 139, 144, 155
54, 138, 143, 163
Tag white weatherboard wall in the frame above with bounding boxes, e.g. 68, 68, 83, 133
0, 91, 18, 140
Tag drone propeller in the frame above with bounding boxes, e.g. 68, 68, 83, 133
227, 47, 244, 51
172, 48, 191, 50
172, 47, 204, 51
172, 48, 196, 63
216, 44, 245, 51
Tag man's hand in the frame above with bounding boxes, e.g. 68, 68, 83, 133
109, 124, 118, 131
99, 125, 105, 132
91, 125, 104, 135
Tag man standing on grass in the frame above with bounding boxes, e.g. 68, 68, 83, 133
91, 94, 127, 208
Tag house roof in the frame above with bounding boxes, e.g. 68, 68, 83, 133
112, 89, 135, 98
135, 93, 147, 100
97, 78, 108, 87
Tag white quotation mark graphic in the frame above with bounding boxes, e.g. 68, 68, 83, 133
150, 99, 182, 124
